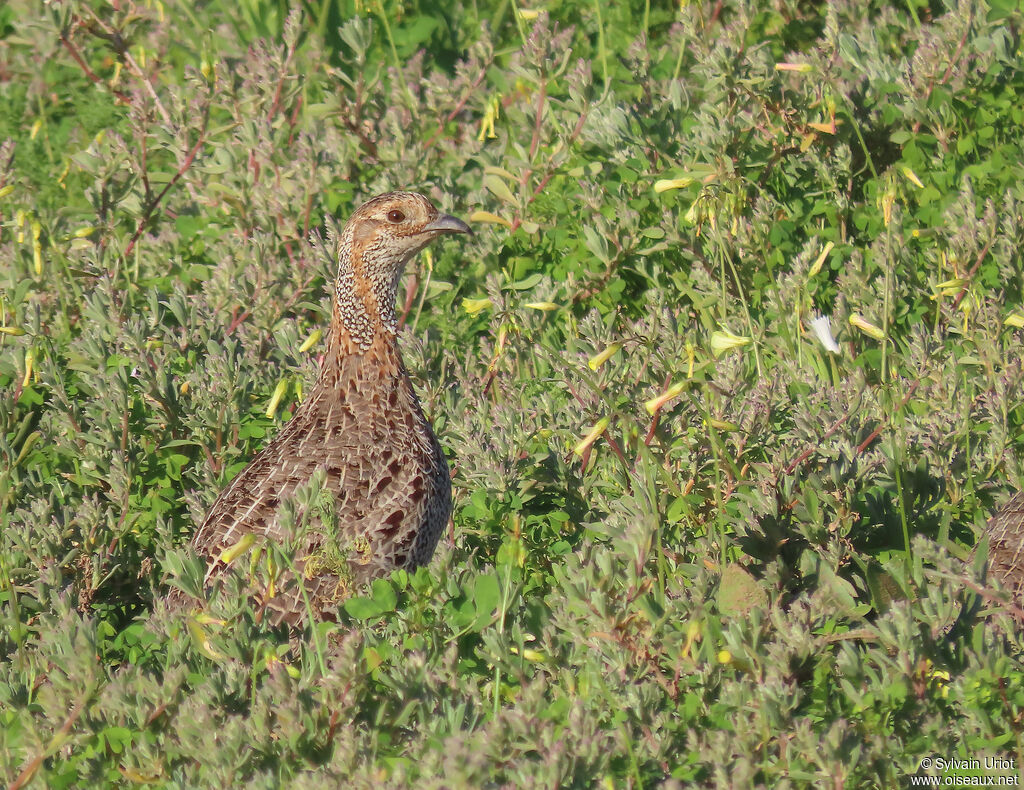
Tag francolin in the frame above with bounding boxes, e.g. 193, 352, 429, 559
189, 191, 470, 625
984, 490, 1024, 602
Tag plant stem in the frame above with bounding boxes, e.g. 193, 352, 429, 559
881, 218, 893, 384
374, 2, 416, 114
593, 0, 608, 89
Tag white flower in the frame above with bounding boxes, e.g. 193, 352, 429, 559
809, 314, 841, 353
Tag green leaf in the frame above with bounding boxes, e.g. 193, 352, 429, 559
369, 577, 397, 612
483, 174, 518, 205
344, 595, 385, 620
471, 573, 501, 630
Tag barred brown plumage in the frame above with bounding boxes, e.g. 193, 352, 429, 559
183, 191, 471, 625
985, 490, 1024, 601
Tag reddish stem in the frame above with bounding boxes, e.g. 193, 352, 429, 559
59, 28, 130, 104
124, 134, 205, 258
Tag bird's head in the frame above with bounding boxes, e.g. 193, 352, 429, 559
346, 191, 472, 263
334, 191, 471, 350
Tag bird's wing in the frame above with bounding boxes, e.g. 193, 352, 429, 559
191, 401, 334, 570
189, 349, 447, 620
987, 490, 1024, 596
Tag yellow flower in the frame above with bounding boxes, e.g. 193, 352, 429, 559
265, 378, 288, 418
573, 417, 609, 455
848, 313, 885, 341
774, 62, 813, 73
477, 95, 501, 141
22, 349, 33, 389
932, 278, 968, 300
219, 533, 256, 565
654, 177, 693, 193
31, 220, 42, 276
900, 166, 924, 189
645, 381, 686, 415
187, 618, 226, 661
808, 241, 834, 277
681, 620, 701, 658
298, 329, 322, 353
468, 210, 512, 227
462, 297, 493, 315
710, 328, 751, 358
925, 660, 951, 699
587, 342, 621, 370
717, 648, 753, 672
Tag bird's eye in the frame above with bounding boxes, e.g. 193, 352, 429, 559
386, 209, 406, 223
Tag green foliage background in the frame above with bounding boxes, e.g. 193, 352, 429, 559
1, 0, 1023, 786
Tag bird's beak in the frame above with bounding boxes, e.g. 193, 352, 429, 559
421, 214, 473, 236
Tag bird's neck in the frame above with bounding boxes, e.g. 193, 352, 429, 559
325, 249, 406, 357
318, 324, 405, 390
